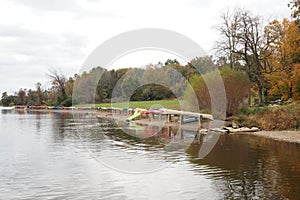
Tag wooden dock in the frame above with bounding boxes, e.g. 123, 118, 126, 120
159, 108, 213, 128
98, 107, 214, 129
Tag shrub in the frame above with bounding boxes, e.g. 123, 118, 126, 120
221, 67, 249, 116
184, 68, 249, 117
237, 102, 300, 130
61, 97, 73, 107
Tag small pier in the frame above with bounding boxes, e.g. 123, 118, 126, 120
156, 109, 213, 128
98, 107, 213, 128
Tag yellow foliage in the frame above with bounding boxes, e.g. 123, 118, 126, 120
292, 63, 300, 100
265, 19, 300, 99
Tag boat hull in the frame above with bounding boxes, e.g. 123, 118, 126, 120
0, 106, 15, 111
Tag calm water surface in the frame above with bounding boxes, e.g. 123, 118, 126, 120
0, 110, 299, 199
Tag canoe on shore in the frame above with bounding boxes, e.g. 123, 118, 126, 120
0, 106, 15, 111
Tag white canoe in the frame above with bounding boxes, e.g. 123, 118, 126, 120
0, 106, 15, 111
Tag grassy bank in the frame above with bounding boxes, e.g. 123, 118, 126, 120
76, 99, 181, 110
234, 101, 300, 131
77, 99, 300, 131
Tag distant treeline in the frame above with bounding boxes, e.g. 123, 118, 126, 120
1, 0, 299, 117
0, 56, 216, 107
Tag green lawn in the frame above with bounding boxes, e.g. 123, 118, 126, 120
77, 99, 181, 110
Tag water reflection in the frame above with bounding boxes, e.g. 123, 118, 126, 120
0, 111, 299, 199
96, 117, 300, 199
97, 117, 221, 158
186, 134, 300, 199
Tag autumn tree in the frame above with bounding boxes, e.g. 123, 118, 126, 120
289, 0, 300, 26
1, 92, 8, 106
184, 68, 249, 116
16, 89, 27, 105
73, 67, 104, 104
188, 56, 216, 75
1, 92, 17, 106
264, 19, 300, 100
222, 67, 249, 115
27, 89, 39, 106
164, 59, 179, 66
35, 83, 43, 105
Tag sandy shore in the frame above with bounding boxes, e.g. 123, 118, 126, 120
14, 109, 300, 143
241, 130, 300, 144
96, 111, 300, 143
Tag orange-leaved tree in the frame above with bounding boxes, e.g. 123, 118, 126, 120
264, 19, 300, 100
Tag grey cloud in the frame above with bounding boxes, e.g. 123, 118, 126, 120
10, 0, 118, 18
0, 68, 51, 94
0, 25, 88, 93
0, 26, 36, 38
0, 25, 87, 59
187, 0, 214, 8
11, 0, 82, 12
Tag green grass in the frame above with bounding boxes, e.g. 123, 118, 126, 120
76, 99, 181, 110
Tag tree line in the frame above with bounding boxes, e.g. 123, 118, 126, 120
1, 0, 299, 117
0, 56, 215, 107
215, 2, 300, 105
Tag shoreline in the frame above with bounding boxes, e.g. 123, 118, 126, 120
14, 108, 97, 114
238, 131, 300, 144
13, 108, 300, 144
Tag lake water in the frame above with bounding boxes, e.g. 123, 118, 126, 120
0, 110, 299, 199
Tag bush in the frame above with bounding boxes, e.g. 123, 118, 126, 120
184, 74, 211, 112
221, 67, 249, 116
236, 102, 300, 130
9, 102, 15, 107
61, 97, 73, 107
240, 106, 268, 115
184, 68, 249, 117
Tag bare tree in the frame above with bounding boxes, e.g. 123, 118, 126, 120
48, 69, 67, 104
215, 9, 242, 69
215, 8, 269, 105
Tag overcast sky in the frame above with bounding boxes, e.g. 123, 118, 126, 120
0, 0, 291, 94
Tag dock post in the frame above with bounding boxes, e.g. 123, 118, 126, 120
198, 115, 203, 128
167, 114, 171, 123
179, 115, 183, 124
180, 128, 183, 139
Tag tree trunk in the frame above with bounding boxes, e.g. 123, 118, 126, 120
258, 84, 263, 106
288, 81, 293, 99
248, 85, 251, 106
